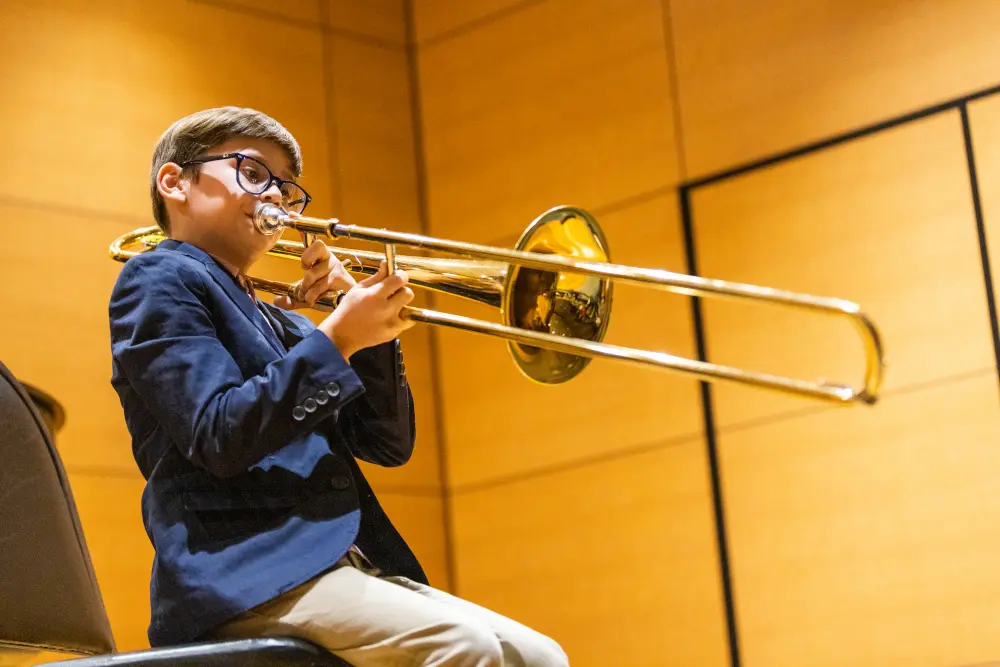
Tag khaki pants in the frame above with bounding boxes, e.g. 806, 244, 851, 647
212, 553, 570, 667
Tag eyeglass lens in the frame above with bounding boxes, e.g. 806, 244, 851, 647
236, 155, 308, 214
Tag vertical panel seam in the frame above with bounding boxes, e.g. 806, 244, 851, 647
661, 0, 689, 182
680, 187, 742, 667
404, 0, 458, 594
318, 0, 344, 215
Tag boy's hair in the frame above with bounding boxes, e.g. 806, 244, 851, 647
150, 106, 302, 234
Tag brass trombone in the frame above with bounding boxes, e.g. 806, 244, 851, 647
109, 203, 886, 405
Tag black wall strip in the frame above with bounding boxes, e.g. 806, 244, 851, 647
959, 103, 1000, 395
679, 187, 742, 667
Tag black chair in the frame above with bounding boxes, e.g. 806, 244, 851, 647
0, 360, 351, 667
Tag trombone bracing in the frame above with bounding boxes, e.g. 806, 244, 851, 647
109, 203, 886, 405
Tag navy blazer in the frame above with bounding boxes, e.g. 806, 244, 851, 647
108, 239, 426, 647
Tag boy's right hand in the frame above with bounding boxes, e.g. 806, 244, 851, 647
319, 260, 416, 359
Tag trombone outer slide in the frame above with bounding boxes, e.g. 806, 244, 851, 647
250, 204, 886, 406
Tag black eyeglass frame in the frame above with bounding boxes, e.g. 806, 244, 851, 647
180, 152, 312, 214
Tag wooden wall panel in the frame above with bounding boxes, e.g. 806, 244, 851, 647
720, 373, 1000, 667
435, 194, 701, 488
326, 0, 406, 44
376, 492, 450, 589
417, 0, 678, 243
693, 113, 993, 428
327, 36, 421, 233
0, 0, 333, 222
412, 0, 529, 44
1, 206, 136, 471
69, 472, 153, 651
671, 0, 1000, 178
451, 441, 728, 667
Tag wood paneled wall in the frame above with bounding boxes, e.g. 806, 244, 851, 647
8, 1, 1000, 666
0, 0, 446, 652
413, 1, 1000, 667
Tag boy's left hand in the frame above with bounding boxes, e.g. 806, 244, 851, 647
274, 240, 356, 310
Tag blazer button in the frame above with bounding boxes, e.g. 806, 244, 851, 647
330, 475, 351, 490
325, 382, 341, 398
303, 397, 318, 413
292, 406, 307, 421
314, 389, 329, 405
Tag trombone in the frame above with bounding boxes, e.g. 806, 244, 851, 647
109, 203, 886, 405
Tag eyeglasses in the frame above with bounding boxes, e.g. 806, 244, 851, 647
180, 152, 312, 214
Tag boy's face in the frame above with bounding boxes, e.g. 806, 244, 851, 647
166, 137, 297, 270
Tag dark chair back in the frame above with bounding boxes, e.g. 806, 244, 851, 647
1, 360, 352, 667
0, 360, 115, 659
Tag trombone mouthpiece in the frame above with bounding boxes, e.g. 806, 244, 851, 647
253, 203, 289, 236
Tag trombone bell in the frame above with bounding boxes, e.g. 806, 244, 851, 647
503, 207, 613, 384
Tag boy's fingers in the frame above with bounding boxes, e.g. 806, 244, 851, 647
304, 277, 345, 306
331, 260, 358, 287
300, 257, 356, 299
300, 240, 331, 268
301, 264, 328, 292
358, 260, 389, 288
387, 286, 414, 308
373, 272, 408, 298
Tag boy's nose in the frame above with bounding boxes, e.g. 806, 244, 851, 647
259, 182, 283, 205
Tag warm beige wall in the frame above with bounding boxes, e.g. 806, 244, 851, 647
0, 0, 446, 652
8, 1, 1000, 665
412, 1, 1000, 667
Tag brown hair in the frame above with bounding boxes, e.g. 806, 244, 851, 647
149, 106, 302, 234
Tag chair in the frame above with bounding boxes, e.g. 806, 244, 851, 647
0, 360, 351, 667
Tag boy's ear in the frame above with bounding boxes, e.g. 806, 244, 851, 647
157, 162, 187, 204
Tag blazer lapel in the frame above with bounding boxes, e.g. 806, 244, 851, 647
158, 241, 286, 355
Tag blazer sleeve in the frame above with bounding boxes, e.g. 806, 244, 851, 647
109, 254, 366, 479
274, 309, 416, 468
338, 340, 416, 467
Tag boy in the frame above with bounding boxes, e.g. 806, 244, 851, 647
108, 106, 569, 667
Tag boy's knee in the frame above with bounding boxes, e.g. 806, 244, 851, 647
542, 639, 570, 667
429, 620, 504, 666
530, 637, 570, 667
509, 631, 570, 667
